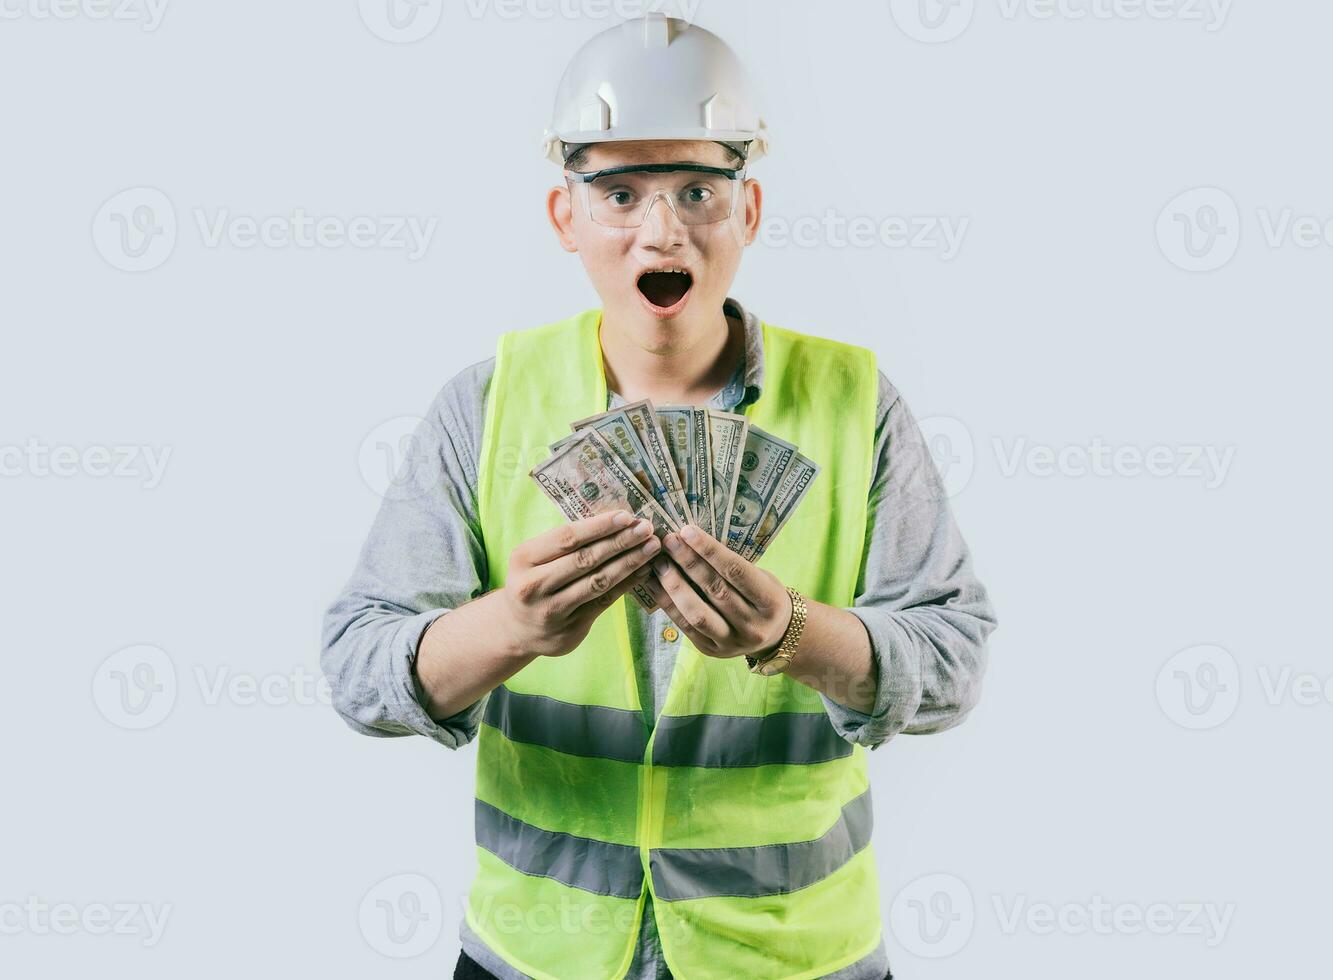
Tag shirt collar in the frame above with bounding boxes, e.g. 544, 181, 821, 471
722, 295, 765, 411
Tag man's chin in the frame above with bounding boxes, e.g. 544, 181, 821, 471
625, 300, 714, 348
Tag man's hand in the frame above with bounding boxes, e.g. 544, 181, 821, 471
642, 523, 793, 660
500, 510, 661, 658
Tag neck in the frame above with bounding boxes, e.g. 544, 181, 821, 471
600, 306, 744, 406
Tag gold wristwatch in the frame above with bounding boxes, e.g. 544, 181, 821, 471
746, 587, 807, 676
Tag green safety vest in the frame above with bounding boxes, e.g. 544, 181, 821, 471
470, 307, 881, 980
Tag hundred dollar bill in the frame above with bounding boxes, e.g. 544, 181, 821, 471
742, 451, 819, 560
549, 432, 579, 454
706, 410, 749, 543
571, 401, 689, 526
529, 428, 672, 610
569, 409, 682, 531
724, 425, 797, 554
657, 406, 715, 537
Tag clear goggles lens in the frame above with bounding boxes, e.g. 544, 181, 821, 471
567, 166, 744, 228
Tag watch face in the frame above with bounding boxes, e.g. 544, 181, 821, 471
758, 656, 790, 676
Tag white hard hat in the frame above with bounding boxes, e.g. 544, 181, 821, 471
542, 14, 770, 166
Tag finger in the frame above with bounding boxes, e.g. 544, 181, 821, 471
578, 564, 656, 617
540, 517, 656, 593
675, 524, 768, 608
550, 533, 662, 616
662, 525, 756, 618
643, 574, 720, 653
524, 510, 635, 565
651, 557, 730, 643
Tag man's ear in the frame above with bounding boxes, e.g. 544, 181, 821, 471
548, 185, 578, 253
741, 178, 763, 247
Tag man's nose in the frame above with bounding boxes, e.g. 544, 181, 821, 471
639, 192, 688, 247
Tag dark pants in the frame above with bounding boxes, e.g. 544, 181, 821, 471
454, 950, 894, 980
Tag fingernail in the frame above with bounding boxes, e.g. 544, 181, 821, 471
614, 511, 634, 526
681, 524, 701, 543
665, 534, 683, 552
633, 519, 652, 536
653, 558, 669, 574
641, 537, 660, 554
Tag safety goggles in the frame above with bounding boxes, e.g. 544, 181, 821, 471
564, 163, 747, 229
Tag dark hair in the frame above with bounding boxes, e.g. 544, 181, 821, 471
563, 140, 746, 172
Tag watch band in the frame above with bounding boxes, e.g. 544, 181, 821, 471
746, 587, 808, 676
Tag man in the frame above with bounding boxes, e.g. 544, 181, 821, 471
322, 14, 997, 980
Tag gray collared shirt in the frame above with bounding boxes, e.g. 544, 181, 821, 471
322, 296, 998, 979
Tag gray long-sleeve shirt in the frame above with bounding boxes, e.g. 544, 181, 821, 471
321, 297, 998, 979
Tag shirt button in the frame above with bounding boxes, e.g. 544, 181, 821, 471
662, 626, 680, 643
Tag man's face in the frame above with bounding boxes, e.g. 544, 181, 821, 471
547, 140, 763, 355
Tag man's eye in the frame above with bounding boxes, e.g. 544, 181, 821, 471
603, 189, 637, 207
682, 186, 713, 204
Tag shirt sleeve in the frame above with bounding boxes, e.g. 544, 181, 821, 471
320, 360, 495, 749
819, 371, 999, 749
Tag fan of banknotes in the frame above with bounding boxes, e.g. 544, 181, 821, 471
529, 400, 819, 610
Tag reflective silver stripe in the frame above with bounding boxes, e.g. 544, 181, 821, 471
483, 685, 648, 763
475, 799, 645, 899
649, 789, 873, 901
651, 711, 854, 768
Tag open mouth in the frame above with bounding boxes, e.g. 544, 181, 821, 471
637, 269, 694, 312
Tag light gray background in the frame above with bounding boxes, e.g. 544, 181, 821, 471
2, 0, 1327, 976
